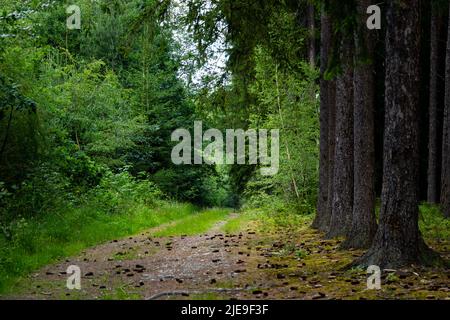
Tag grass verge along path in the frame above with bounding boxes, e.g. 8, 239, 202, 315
0, 203, 223, 294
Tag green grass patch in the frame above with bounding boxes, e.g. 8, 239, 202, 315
221, 213, 255, 234
419, 203, 450, 241
0, 202, 197, 294
153, 208, 231, 237
258, 210, 313, 232
100, 287, 142, 300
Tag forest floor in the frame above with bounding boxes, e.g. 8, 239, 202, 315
2, 212, 449, 300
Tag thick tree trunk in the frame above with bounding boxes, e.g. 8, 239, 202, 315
427, 3, 443, 204
313, 3, 334, 232
326, 36, 354, 239
325, 80, 336, 230
341, 0, 377, 249
355, 0, 437, 268
442, 6, 450, 218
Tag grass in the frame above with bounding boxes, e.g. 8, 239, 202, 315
221, 212, 255, 234
419, 203, 450, 241
153, 208, 231, 237
112, 247, 139, 261
257, 201, 448, 243
0, 201, 198, 294
100, 287, 142, 300
2, 197, 446, 298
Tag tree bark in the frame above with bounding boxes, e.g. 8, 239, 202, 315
326, 36, 354, 239
355, 0, 437, 268
442, 6, 450, 218
313, 2, 334, 232
341, 0, 377, 249
427, 3, 443, 204
325, 80, 336, 231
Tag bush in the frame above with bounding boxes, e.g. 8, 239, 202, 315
89, 169, 163, 214
241, 47, 319, 215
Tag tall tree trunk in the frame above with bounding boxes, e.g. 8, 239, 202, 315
326, 36, 354, 239
442, 6, 450, 218
325, 80, 336, 231
355, 0, 437, 267
341, 0, 377, 249
313, 2, 334, 232
427, 3, 443, 204
307, 3, 316, 68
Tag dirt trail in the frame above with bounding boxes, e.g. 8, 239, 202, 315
10, 215, 264, 300
5, 214, 450, 300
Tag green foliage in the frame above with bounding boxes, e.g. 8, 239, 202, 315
0, 45, 42, 184
79, 3, 127, 69
0, 0, 230, 216
419, 203, 450, 241
254, 208, 313, 232
184, 1, 320, 212
0, 2, 317, 290
50, 146, 105, 186
151, 166, 232, 207
295, 249, 309, 259
0, 1, 235, 294
37, 57, 142, 168
90, 169, 163, 214
243, 47, 319, 214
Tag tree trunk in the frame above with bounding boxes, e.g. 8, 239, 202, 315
427, 3, 443, 204
325, 80, 336, 231
442, 6, 450, 218
326, 36, 354, 239
313, 2, 334, 232
341, 0, 377, 249
355, 0, 437, 268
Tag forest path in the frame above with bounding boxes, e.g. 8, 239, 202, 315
6, 213, 450, 300
9, 213, 267, 300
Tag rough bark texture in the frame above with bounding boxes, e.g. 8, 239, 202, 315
442, 7, 450, 218
325, 79, 336, 231
341, 0, 377, 249
427, 3, 443, 204
355, 0, 436, 268
313, 4, 334, 232
326, 37, 354, 239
